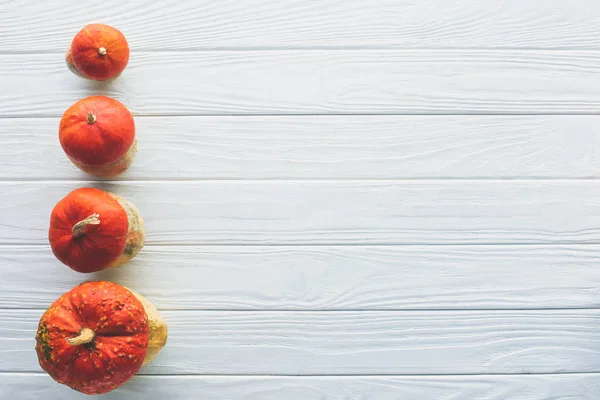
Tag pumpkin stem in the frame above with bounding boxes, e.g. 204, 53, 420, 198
66, 328, 95, 346
86, 111, 97, 124
72, 213, 100, 237
98, 47, 107, 56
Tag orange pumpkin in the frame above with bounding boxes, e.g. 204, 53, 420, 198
59, 96, 136, 178
66, 24, 129, 81
36, 281, 167, 394
48, 188, 145, 273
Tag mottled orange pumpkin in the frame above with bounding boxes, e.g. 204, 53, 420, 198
49, 188, 145, 273
36, 281, 167, 395
59, 96, 136, 178
66, 24, 129, 81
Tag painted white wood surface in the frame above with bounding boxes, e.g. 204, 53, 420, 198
3, 0, 600, 51
0, 374, 600, 400
2, 1, 600, 398
5, 309, 600, 374
2, 116, 599, 180
3, 245, 600, 310
2, 181, 600, 245
3, 373, 600, 400
4, 50, 600, 116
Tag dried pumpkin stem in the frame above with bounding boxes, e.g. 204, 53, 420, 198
66, 328, 95, 346
86, 111, 97, 124
98, 47, 107, 56
72, 213, 100, 237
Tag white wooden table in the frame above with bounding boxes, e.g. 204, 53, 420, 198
2, 1, 600, 398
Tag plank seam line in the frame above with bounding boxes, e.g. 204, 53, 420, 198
4, 47, 600, 54
7, 308, 600, 312
4, 371, 600, 377
1, 178, 600, 183
3, 242, 600, 247
2, 178, 600, 183
3, 113, 600, 119
3, 114, 600, 120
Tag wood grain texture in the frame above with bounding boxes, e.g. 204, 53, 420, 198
3, 0, 600, 51
2, 181, 600, 246
3, 245, 600, 310
4, 50, 600, 116
3, 373, 600, 400
4, 1, 600, 397
5, 309, 600, 374
3, 115, 600, 180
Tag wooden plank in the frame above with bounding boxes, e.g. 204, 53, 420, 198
3, 373, 600, 400
3, 50, 600, 116
2, 244, 600, 310
1, 181, 600, 245
3, 0, 600, 51
2, 115, 599, 180
4, 310, 600, 374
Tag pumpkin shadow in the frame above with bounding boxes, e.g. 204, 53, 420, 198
83, 74, 120, 95
93, 259, 139, 289
80, 75, 130, 112
88, 181, 123, 193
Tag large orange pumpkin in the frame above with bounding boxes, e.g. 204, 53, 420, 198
36, 281, 168, 395
48, 188, 145, 273
66, 24, 129, 81
59, 96, 136, 178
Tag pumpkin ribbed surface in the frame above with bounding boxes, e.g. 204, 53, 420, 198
35, 281, 149, 394
66, 24, 129, 81
59, 96, 135, 172
48, 188, 145, 273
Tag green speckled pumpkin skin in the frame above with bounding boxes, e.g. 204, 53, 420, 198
108, 192, 145, 268
130, 291, 168, 364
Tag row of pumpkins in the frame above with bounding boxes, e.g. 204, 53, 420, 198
36, 24, 167, 395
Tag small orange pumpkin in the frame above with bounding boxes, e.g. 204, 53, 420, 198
66, 24, 129, 80
48, 188, 145, 273
59, 96, 136, 178
36, 281, 167, 394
